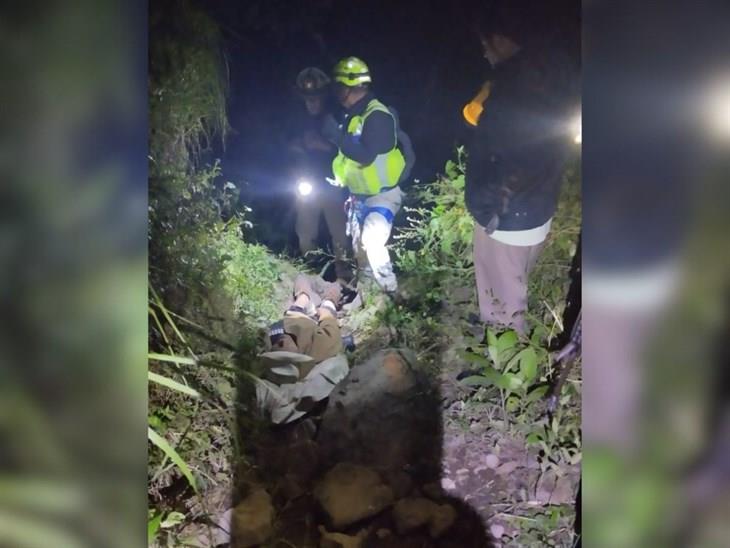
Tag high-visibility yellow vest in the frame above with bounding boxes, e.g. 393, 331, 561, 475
332, 99, 405, 196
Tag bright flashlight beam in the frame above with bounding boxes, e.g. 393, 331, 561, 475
573, 114, 582, 144
704, 77, 730, 140
297, 180, 313, 196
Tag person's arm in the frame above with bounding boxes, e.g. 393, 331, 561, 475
337, 110, 395, 165
464, 132, 503, 230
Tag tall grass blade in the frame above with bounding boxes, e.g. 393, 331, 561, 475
148, 371, 200, 398
148, 352, 196, 366
150, 286, 197, 358
148, 427, 197, 492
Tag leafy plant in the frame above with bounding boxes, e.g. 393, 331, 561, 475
460, 325, 581, 468
460, 328, 547, 401
394, 146, 474, 284
148, 290, 202, 496
148, 427, 198, 493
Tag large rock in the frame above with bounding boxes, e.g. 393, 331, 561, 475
318, 525, 367, 548
316, 349, 441, 475
232, 488, 274, 547
392, 497, 457, 538
314, 463, 395, 528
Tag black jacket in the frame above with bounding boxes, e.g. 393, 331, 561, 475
339, 92, 397, 165
465, 47, 577, 231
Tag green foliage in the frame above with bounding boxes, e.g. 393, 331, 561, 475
147, 6, 284, 540
527, 163, 581, 335
217, 224, 282, 324
394, 146, 474, 286
148, 427, 198, 493
460, 328, 549, 398
147, 293, 203, 499
461, 326, 581, 469
148, 370, 200, 399
149, 0, 229, 177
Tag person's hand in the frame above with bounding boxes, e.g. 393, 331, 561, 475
321, 114, 342, 144
484, 214, 500, 234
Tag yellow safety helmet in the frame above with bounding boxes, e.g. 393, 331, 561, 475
332, 57, 371, 87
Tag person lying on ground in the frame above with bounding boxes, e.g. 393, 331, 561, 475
255, 275, 349, 424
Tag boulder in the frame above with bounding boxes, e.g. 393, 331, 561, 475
317, 349, 441, 474
232, 488, 274, 547
318, 525, 366, 548
386, 470, 414, 499
421, 482, 444, 501
314, 463, 395, 528
392, 497, 457, 538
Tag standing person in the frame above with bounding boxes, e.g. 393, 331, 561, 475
288, 67, 350, 281
464, 14, 577, 335
320, 57, 410, 295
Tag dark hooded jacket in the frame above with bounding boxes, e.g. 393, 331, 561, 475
465, 45, 578, 231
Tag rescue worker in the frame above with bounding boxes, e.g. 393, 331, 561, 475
256, 275, 349, 424
320, 57, 408, 295
464, 14, 577, 334
288, 67, 349, 281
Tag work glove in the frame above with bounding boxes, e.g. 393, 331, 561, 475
320, 114, 343, 145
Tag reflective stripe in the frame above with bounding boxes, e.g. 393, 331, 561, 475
352, 203, 395, 226
372, 153, 390, 187
365, 206, 395, 224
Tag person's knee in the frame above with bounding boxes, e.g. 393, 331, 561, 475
360, 214, 391, 251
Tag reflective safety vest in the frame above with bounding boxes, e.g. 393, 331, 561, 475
332, 99, 405, 196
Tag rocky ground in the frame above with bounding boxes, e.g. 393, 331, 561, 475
174, 278, 580, 548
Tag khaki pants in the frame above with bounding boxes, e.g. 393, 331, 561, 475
295, 187, 347, 261
282, 315, 342, 368
473, 224, 544, 334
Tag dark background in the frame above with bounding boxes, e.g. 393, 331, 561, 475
206, 0, 580, 250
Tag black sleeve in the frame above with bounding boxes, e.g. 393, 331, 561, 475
465, 128, 502, 228
338, 110, 395, 165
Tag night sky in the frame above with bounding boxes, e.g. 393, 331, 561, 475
205, 0, 580, 250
